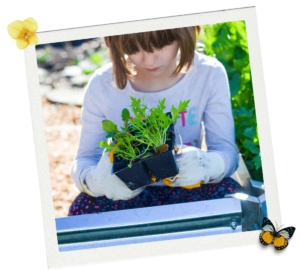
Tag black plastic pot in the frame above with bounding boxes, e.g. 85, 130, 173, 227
112, 134, 153, 191
112, 157, 152, 191
142, 125, 178, 181
111, 112, 178, 191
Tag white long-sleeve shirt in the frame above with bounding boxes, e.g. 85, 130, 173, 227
71, 51, 239, 192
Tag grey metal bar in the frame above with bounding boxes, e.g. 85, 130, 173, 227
56, 198, 242, 232
225, 193, 260, 203
58, 226, 242, 252
250, 180, 265, 190
57, 213, 242, 245
56, 198, 242, 250
225, 192, 268, 231
258, 193, 268, 219
250, 180, 265, 197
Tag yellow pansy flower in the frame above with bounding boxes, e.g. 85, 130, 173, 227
7, 17, 39, 50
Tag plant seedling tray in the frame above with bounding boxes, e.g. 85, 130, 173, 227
142, 124, 177, 181
112, 113, 179, 191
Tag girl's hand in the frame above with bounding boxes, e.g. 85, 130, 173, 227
169, 145, 225, 187
81, 148, 145, 201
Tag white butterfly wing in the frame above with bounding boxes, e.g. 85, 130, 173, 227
278, 227, 296, 239
262, 218, 275, 232
263, 224, 275, 232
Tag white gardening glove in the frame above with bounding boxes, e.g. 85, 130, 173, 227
169, 145, 225, 187
79, 148, 145, 201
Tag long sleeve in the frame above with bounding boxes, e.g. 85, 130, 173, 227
70, 72, 107, 192
203, 61, 239, 181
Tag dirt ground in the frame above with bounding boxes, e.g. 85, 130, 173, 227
42, 96, 82, 218
38, 39, 102, 218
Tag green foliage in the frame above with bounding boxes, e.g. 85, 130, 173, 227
82, 68, 94, 75
37, 48, 51, 62
199, 21, 263, 181
128, 96, 190, 154
99, 115, 148, 167
88, 48, 110, 68
98, 96, 190, 167
98, 133, 144, 168
122, 108, 130, 122
77, 48, 110, 75
67, 59, 79, 66
101, 120, 119, 138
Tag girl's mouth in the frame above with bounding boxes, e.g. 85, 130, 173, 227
145, 67, 161, 72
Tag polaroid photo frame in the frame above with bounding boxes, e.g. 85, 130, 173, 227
24, 6, 281, 269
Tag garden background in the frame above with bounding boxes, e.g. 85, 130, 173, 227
36, 20, 262, 218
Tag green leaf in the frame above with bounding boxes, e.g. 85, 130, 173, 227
158, 98, 166, 111
219, 49, 233, 62
243, 139, 258, 149
243, 126, 256, 140
222, 62, 236, 77
90, 52, 104, 66
101, 120, 119, 134
248, 109, 254, 118
130, 96, 141, 109
140, 152, 155, 160
232, 109, 240, 117
249, 147, 260, 155
245, 160, 254, 171
238, 107, 253, 118
98, 140, 114, 151
229, 73, 241, 97
171, 100, 190, 120
122, 108, 130, 122
240, 121, 250, 126
113, 133, 127, 140
134, 146, 141, 154
253, 154, 262, 170
98, 140, 109, 148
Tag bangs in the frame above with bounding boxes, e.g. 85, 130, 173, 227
121, 30, 178, 55
104, 26, 201, 90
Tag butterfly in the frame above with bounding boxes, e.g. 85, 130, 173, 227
259, 217, 296, 250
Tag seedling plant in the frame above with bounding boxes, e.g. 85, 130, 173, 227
98, 96, 190, 168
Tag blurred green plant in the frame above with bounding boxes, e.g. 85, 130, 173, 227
88, 48, 110, 67
67, 59, 79, 66
37, 48, 52, 62
199, 21, 263, 181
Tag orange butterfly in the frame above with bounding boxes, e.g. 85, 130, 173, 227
260, 217, 295, 250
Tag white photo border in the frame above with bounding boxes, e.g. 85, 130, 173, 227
24, 6, 281, 269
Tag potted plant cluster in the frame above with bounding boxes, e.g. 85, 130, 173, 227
98, 96, 190, 191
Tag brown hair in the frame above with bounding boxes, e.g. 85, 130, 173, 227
104, 26, 201, 90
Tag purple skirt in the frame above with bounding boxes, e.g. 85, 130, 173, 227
68, 177, 243, 216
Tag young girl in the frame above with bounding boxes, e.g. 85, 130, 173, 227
68, 26, 243, 216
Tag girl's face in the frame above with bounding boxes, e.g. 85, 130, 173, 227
127, 41, 179, 77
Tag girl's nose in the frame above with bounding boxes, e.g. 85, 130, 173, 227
142, 51, 156, 67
